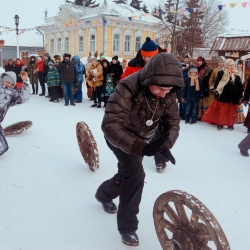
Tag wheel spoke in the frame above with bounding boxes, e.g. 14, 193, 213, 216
188, 212, 199, 232
159, 218, 176, 233
174, 202, 189, 227
163, 204, 180, 227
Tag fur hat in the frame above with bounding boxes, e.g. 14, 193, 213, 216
1, 71, 17, 87
112, 56, 118, 61
141, 37, 158, 57
217, 56, 225, 63
63, 53, 71, 59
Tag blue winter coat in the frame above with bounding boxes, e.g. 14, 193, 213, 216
181, 76, 204, 102
72, 55, 85, 84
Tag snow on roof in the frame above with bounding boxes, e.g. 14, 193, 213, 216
218, 33, 250, 38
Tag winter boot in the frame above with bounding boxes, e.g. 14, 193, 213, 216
247, 128, 250, 133
90, 103, 97, 107
96, 103, 102, 108
217, 125, 223, 130
228, 126, 234, 131
95, 194, 117, 214
189, 121, 196, 124
240, 150, 249, 157
156, 163, 167, 173
121, 232, 139, 246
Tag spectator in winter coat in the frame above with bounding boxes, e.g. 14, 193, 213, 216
0, 71, 30, 156
86, 57, 103, 108
72, 55, 85, 103
47, 62, 60, 103
5, 59, 15, 72
202, 59, 243, 131
183, 55, 193, 69
27, 56, 39, 95
208, 56, 225, 107
95, 53, 184, 246
181, 67, 203, 124
53, 55, 63, 99
196, 56, 212, 120
43, 53, 54, 98
110, 56, 123, 83
85, 56, 93, 99
100, 59, 111, 107
57, 53, 78, 106
14, 58, 25, 89
36, 57, 45, 96
120, 37, 162, 80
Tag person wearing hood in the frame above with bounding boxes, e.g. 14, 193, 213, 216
208, 56, 225, 107
95, 53, 184, 246
72, 55, 85, 103
47, 62, 60, 102
57, 53, 77, 106
110, 56, 123, 84
202, 58, 243, 131
120, 37, 163, 80
43, 53, 54, 98
86, 57, 103, 108
0, 71, 30, 156
27, 56, 39, 95
196, 56, 213, 120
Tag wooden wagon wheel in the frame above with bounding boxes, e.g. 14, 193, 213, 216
3, 120, 33, 136
76, 121, 99, 172
153, 190, 230, 250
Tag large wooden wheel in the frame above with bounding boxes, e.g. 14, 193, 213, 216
3, 121, 33, 136
153, 190, 230, 250
76, 121, 99, 172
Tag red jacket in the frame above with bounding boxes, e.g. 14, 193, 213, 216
37, 60, 44, 72
120, 65, 143, 80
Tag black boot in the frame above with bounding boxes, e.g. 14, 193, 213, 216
96, 103, 102, 108
156, 163, 167, 173
121, 232, 139, 246
95, 194, 117, 214
90, 103, 97, 107
240, 150, 249, 157
247, 128, 250, 133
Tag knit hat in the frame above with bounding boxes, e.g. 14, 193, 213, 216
1, 71, 17, 87
189, 67, 198, 73
180, 61, 186, 67
112, 56, 118, 61
100, 55, 106, 60
91, 57, 98, 62
123, 59, 128, 63
217, 56, 225, 63
44, 53, 50, 57
48, 62, 54, 67
141, 37, 158, 57
37, 56, 42, 62
54, 55, 61, 60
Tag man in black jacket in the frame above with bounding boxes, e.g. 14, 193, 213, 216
57, 53, 77, 106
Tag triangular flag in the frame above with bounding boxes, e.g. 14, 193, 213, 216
229, 3, 237, 7
128, 17, 132, 21
218, 5, 223, 10
181, 9, 186, 14
241, 2, 248, 8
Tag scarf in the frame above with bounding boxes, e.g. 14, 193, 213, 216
190, 75, 200, 91
215, 68, 237, 95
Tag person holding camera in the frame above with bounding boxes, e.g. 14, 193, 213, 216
95, 53, 183, 246
86, 57, 103, 108
57, 53, 78, 106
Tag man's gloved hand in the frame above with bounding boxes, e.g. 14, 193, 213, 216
161, 147, 176, 165
142, 134, 168, 157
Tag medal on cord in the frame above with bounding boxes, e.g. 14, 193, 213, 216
145, 97, 159, 126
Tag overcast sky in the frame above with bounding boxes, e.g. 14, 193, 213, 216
0, 0, 249, 46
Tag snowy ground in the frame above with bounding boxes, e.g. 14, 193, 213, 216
0, 85, 249, 250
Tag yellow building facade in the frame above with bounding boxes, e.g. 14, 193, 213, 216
41, 2, 169, 60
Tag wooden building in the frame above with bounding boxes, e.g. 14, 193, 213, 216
40, 1, 169, 59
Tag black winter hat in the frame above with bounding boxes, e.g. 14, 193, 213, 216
63, 53, 71, 59
112, 56, 118, 61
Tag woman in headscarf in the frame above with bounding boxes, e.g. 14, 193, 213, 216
196, 57, 213, 120
234, 59, 245, 124
202, 58, 243, 131
27, 56, 39, 94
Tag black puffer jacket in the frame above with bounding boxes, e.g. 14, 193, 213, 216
110, 61, 123, 82
214, 70, 243, 105
57, 60, 77, 83
102, 53, 184, 156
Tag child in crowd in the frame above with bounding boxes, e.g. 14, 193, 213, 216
181, 67, 203, 124
102, 74, 115, 106
0, 71, 30, 156
47, 62, 60, 103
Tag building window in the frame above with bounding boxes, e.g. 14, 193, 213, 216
50, 39, 54, 54
79, 36, 84, 52
124, 35, 131, 52
113, 34, 120, 51
57, 38, 61, 53
135, 37, 141, 53
65, 37, 69, 52
90, 34, 95, 52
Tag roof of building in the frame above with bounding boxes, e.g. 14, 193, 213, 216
210, 34, 250, 53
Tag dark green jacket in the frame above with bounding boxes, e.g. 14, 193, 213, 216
47, 67, 60, 87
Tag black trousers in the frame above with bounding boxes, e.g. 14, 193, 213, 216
51, 86, 59, 101
31, 84, 38, 94
38, 72, 45, 95
92, 86, 102, 104
96, 139, 145, 234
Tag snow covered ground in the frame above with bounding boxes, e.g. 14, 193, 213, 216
0, 85, 249, 250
